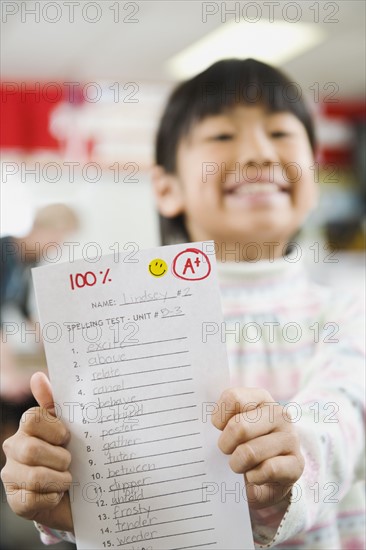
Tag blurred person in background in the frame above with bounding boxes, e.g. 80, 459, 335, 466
0, 204, 79, 462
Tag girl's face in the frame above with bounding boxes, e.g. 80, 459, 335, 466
153, 104, 317, 253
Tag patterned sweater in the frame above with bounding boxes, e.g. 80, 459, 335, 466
37, 257, 365, 548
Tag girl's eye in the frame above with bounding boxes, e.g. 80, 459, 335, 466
210, 133, 234, 141
270, 131, 290, 138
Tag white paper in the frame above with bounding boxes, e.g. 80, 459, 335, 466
32, 242, 254, 550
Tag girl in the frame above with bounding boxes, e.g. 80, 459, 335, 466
1, 59, 365, 549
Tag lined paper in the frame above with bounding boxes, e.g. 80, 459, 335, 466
32, 242, 254, 550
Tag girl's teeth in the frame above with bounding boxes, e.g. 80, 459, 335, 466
231, 183, 280, 194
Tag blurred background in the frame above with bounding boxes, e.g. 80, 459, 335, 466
0, 1, 365, 548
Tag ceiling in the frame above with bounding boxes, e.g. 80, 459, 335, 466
1, 0, 365, 96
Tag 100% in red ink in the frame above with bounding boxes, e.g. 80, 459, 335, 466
69, 269, 112, 290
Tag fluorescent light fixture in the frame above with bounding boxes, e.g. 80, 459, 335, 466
166, 21, 326, 79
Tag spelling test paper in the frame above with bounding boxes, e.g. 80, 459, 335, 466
32, 242, 254, 550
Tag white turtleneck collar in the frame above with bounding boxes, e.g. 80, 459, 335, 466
215, 256, 311, 312
216, 254, 305, 280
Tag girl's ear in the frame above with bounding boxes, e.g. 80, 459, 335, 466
150, 165, 185, 218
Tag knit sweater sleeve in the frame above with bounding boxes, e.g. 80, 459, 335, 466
250, 292, 365, 547
34, 522, 76, 545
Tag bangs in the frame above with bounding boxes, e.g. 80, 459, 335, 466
190, 58, 304, 120
156, 58, 315, 173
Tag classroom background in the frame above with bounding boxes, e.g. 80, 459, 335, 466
1, 1, 365, 548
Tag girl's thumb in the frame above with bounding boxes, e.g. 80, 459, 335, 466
30, 371, 55, 412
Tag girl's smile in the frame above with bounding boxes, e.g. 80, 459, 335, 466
222, 166, 291, 208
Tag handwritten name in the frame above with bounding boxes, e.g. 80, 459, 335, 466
121, 290, 168, 305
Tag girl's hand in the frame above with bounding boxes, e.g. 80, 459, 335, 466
212, 387, 305, 510
1, 372, 74, 532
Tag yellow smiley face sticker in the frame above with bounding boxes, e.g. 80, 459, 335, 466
149, 258, 168, 277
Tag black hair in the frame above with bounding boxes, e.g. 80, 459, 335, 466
155, 58, 316, 244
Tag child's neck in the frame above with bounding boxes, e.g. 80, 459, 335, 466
214, 240, 289, 263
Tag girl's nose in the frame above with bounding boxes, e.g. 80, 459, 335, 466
237, 132, 278, 168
